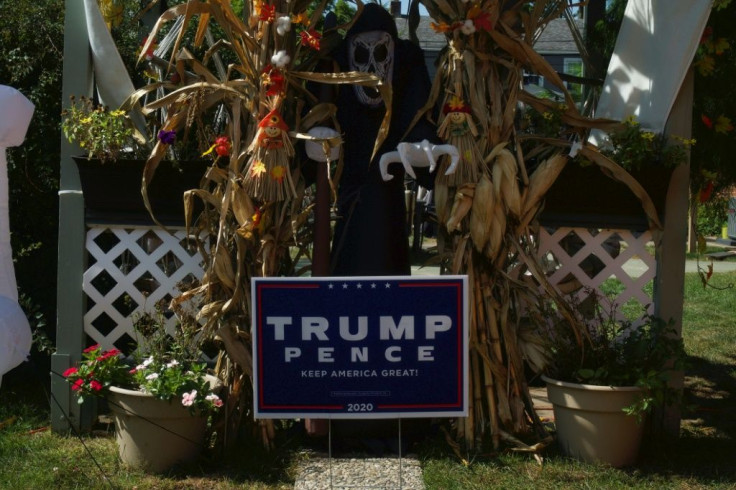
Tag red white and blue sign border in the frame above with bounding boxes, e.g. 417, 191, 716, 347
252, 275, 469, 419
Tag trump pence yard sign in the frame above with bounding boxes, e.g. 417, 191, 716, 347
252, 276, 468, 418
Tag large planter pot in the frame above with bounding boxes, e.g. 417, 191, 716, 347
107, 385, 208, 473
542, 375, 646, 467
539, 164, 673, 230
73, 157, 209, 226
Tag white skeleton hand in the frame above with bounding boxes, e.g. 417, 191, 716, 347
379, 139, 459, 181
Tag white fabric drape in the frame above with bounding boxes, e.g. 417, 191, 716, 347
83, 0, 137, 110
0, 85, 34, 381
592, 0, 712, 141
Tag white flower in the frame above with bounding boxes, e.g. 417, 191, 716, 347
206, 393, 223, 408
142, 356, 154, 367
135, 364, 146, 371
166, 360, 179, 369
145, 372, 159, 381
460, 20, 476, 35
271, 50, 291, 69
181, 389, 198, 407
276, 16, 292, 36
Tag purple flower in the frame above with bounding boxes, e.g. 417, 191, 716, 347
157, 129, 176, 145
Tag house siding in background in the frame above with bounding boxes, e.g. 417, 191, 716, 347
395, 16, 584, 96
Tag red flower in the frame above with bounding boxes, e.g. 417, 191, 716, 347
472, 11, 493, 32
89, 380, 103, 391
252, 207, 262, 227
702, 114, 713, 129
262, 65, 285, 96
62, 367, 78, 377
140, 36, 157, 60
215, 136, 231, 157
259, 4, 275, 22
96, 349, 121, 361
700, 25, 713, 45
83, 344, 100, 354
71, 379, 84, 391
300, 29, 321, 51
699, 180, 715, 203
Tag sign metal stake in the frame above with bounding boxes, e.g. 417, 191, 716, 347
326, 418, 405, 489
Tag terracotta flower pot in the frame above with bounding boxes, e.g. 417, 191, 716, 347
542, 375, 646, 467
107, 385, 208, 473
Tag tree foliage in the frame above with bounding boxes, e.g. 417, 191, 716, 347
691, 0, 736, 197
0, 0, 64, 342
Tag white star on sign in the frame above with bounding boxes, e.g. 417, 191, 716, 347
371, 283, 377, 289
342, 283, 349, 289
356, 283, 363, 289
385, 283, 391, 289
328, 283, 334, 289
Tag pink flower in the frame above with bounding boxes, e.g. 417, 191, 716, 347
205, 393, 223, 407
63, 367, 78, 377
181, 390, 198, 407
71, 379, 84, 391
83, 344, 100, 354
89, 380, 103, 391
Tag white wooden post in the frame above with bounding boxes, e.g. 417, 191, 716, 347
51, 0, 94, 433
653, 70, 694, 438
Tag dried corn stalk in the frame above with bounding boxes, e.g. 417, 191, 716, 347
133, 0, 379, 450
417, 0, 662, 453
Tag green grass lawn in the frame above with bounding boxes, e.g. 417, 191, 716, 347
2, 272, 735, 489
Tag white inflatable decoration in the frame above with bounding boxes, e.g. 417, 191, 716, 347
0, 86, 34, 386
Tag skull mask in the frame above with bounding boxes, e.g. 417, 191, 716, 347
348, 30, 394, 107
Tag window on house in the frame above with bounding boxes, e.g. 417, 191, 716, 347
563, 57, 583, 102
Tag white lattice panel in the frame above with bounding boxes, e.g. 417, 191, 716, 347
538, 227, 656, 319
83, 225, 205, 353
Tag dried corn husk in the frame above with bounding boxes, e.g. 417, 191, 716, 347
469, 173, 494, 251
520, 153, 568, 227
434, 181, 450, 225
485, 200, 506, 261
446, 183, 476, 232
517, 321, 551, 374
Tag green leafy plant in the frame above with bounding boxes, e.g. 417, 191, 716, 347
696, 194, 729, 237
61, 95, 143, 162
63, 308, 222, 413
602, 116, 693, 172
542, 292, 687, 420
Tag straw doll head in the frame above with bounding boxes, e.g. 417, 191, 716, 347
436, 95, 481, 186
243, 108, 297, 202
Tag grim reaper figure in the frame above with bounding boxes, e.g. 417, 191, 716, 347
328, 4, 440, 276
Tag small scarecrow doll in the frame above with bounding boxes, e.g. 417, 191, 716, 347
243, 108, 297, 202
436, 95, 482, 186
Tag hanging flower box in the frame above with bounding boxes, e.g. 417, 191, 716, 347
539, 163, 674, 230
73, 157, 209, 226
